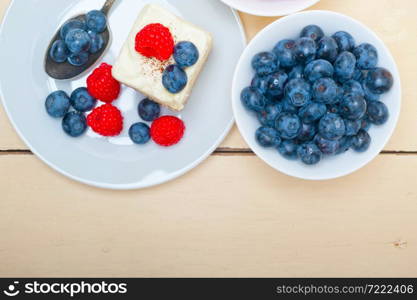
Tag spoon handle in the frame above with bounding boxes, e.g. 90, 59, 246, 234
101, 0, 117, 15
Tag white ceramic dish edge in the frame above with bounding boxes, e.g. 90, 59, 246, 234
220, 0, 320, 17
0, 2, 247, 190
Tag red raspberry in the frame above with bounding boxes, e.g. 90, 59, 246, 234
87, 104, 123, 137
87, 63, 120, 103
135, 23, 174, 61
151, 116, 185, 147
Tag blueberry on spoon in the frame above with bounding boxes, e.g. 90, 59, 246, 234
45, 0, 117, 80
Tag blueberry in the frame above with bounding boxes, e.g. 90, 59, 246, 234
352, 129, 371, 152
288, 65, 304, 80
241, 87, 266, 112
266, 71, 288, 98
256, 126, 281, 147
336, 136, 354, 154
252, 52, 278, 76
314, 134, 340, 155
129, 122, 151, 144
294, 37, 317, 64
298, 122, 317, 142
275, 113, 302, 139
68, 51, 89, 66
257, 103, 282, 127
362, 82, 381, 102
60, 19, 86, 39
300, 25, 324, 42
334, 51, 356, 82
285, 78, 311, 107
265, 93, 279, 104
312, 77, 338, 104
297, 143, 322, 165
353, 68, 365, 82
251, 74, 269, 95
278, 140, 299, 160
49, 40, 70, 63
332, 31, 355, 52
65, 29, 91, 54
361, 117, 371, 131
367, 101, 389, 125
318, 113, 346, 140
304, 59, 334, 82
45, 90, 71, 118
340, 93, 367, 120
353, 43, 378, 70
335, 84, 345, 103
298, 102, 327, 124
70, 87, 97, 112
364, 67, 394, 94
162, 65, 188, 93
86, 10, 107, 33
344, 119, 362, 136
138, 98, 161, 122
343, 80, 364, 97
327, 103, 341, 114
273, 39, 297, 69
281, 97, 299, 114
62, 111, 87, 137
174, 41, 199, 68
87, 30, 104, 54
317, 36, 339, 62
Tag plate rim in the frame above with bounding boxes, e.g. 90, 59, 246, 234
231, 10, 402, 181
0, 0, 247, 190
220, 0, 320, 17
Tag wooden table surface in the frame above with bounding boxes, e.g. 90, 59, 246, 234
1, 0, 417, 277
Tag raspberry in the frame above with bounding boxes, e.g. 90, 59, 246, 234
87, 63, 120, 103
151, 116, 185, 147
135, 23, 174, 61
87, 104, 123, 136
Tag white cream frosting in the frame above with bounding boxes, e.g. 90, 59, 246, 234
112, 4, 213, 111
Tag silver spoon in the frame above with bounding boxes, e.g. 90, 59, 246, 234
44, 0, 117, 80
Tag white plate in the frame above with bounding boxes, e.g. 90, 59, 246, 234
232, 11, 401, 180
220, 0, 320, 17
0, 0, 246, 189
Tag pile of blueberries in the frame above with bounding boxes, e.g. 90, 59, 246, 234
129, 98, 162, 145
162, 41, 199, 94
49, 10, 108, 66
241, 25, 393, 165
45, 88, 97, 137
45, 86, 162, 143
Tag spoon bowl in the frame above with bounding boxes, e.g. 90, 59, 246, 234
44, 0, 116, 80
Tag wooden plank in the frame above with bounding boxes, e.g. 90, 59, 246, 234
0, 154, 416, 277
0, 107, 24, 149
1, 0, 417, 150
0, 0, 9, 20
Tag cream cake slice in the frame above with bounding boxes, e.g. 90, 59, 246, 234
112, 4, 213, 111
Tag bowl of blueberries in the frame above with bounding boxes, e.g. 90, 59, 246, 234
232, 10, 401, 180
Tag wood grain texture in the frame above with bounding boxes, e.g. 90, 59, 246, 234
1, 0, 417, 279
0, 0, 417, 150
0, 154, 416, 277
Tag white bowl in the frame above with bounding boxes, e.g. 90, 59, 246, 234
220, 0, 320, 17
232, 10, 401, 180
